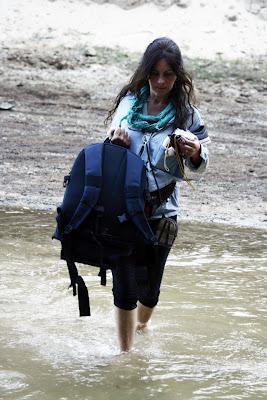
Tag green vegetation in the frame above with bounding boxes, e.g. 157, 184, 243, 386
6, 42, 266, 84
93, 46, 140, 68
185, 55, 267, 83
93, 46, 267, 84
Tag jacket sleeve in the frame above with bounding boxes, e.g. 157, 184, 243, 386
106, 94, 134, 137
184, 107, 209, 173
185, 143, 209, 173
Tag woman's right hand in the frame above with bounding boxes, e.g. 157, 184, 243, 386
110, 128, 131, 148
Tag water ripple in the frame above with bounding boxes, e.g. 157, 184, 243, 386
0, 208, 266, 399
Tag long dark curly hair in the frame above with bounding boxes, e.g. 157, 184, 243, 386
105, 37, 196, 130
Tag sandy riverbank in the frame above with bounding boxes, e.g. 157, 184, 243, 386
0, 0, 266, 229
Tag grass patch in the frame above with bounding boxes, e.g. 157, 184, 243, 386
4, 41, 267, 84
185, 55, 267, 83
93, 46, 140, 68
93, 46, 267, 83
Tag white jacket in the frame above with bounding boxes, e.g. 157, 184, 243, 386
108, 94, 209, 218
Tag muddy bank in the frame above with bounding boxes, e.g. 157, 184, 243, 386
1, 42, 266, 230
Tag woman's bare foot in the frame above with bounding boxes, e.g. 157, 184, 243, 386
136, 322, 147, 333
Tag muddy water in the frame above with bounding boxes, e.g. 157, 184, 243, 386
0, 208, 266, 400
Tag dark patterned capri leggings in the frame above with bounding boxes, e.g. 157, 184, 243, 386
111, 216, 177, 310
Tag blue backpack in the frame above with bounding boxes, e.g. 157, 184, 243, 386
53, 142, 157, 316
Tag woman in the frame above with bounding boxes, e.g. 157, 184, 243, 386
105, 37, 209, 352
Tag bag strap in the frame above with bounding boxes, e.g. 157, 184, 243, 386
62, 235, 91, 316
149, 181, 176, 208
125, 150, 157, 244
145, 141, 177, 216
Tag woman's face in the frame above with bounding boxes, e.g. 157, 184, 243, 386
148, 58, 177, 99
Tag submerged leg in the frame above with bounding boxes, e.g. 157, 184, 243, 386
116, 307, 137, 352
136, 230, 175, 332
136, 302, 154, 332
112, 255, 138, 352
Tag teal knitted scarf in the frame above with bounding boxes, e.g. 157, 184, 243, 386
120, 86, 175, 132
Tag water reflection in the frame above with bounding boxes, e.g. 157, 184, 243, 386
0, 208, 266, 399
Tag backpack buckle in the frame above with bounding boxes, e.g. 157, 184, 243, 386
63, 175, 70, 187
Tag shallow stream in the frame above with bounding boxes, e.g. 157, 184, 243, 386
0, 208, 266, 399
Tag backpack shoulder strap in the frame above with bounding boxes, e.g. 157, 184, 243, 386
125, 151, 157, 244
63, 143, 103, 234
62, 143, 104, 318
